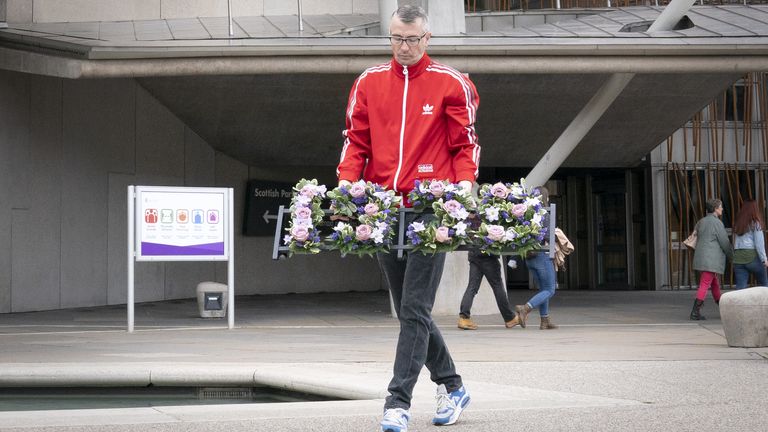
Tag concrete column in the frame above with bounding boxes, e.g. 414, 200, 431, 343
424, 0, 465, 35
391, 0, 465, 35
379, 0, 397, 35
4, 0, 32, 24
525, 73, 635, 188
1, 0, 7, 27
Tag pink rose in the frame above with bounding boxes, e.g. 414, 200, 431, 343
435, 226, 451, 243
364, 203, 380, 216
429, 181, 445, 198
443, 200, 461, 215
355, 224, 373, 241
349, 182, 366, 198
290, 225, 310, 242
512, 203, 527, 218
486, 225, 505, 241
294, 206, 312, 220
491, 182, 508, 198
300, 184, 316, 198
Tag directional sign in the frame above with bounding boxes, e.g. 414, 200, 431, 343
244, 180, 294, 236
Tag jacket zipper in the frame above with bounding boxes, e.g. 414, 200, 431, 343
393, 65, 408, 192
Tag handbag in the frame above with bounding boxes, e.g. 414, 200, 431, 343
683, 230, 697, 249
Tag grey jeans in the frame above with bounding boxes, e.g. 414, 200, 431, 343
378, 249, 463, 410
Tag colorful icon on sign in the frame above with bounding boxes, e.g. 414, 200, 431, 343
144, 209, 158, 224
192, 210, 204, 224
177, 209, 189, 224
207, 210, 219, 224
160, 209, 174, 224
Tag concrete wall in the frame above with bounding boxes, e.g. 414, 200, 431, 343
0, 70, 380, 313
3, 0, 379, 23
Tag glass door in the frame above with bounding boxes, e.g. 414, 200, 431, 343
594, 177, 630, 289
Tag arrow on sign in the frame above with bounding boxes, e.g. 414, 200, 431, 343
263, 210, 279, 224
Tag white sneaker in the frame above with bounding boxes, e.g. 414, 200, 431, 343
380, 407, 410, 432
432, 384, 471, 425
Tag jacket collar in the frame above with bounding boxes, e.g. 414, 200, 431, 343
392, 54, 431, 79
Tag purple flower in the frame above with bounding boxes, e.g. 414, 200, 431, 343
491, 183, 508, 198
429, 181, 445, 198
486, 225, 505, 241
356, 224, 373, 241
435, 226, 451, 243
290, 226, 310, 242
294, 206, 312, 220
364, 203, 380, 216
300, 184, 317, 198
512, 204, 527, 218
443, 200, 462, 215
349, 182, 366, 198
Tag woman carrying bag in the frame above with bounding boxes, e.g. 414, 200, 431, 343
691, 198, 733, 320
732, 200, 768, 289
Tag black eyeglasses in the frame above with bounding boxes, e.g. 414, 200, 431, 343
389, 32, 427, 47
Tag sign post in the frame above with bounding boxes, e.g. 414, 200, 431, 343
127, 186, 234, 332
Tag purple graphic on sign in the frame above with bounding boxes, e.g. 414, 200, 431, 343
141, 242, 225, 256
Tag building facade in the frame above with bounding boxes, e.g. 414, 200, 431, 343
2, 1, 767, 313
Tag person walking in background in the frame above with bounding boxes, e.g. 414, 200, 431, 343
458, 247, 519, 330
337, 6, 479, 431
514, 186, 561, 330
691, 198, 733, 320
732, 199, 768, 289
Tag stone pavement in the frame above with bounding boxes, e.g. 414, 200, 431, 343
0, 289, 766, 431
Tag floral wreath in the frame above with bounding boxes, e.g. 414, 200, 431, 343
326, 181, 401, 257
406, 179, 476, 254
475, 178, 548, 257
282, 178, 327, 256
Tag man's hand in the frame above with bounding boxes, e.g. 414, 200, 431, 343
458, 180, 473, 192
339, 180, 352, 189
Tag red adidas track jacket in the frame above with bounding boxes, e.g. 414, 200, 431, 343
337, 54, 480, 197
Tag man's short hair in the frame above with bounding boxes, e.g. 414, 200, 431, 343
706, 198, 722, 214
392, 5, 430, 32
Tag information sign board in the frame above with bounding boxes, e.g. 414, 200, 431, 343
135, 186, 229, 261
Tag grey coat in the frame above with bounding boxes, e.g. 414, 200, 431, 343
692, 213, 733, 274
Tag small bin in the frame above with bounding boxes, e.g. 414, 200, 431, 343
196, 282, 228, 318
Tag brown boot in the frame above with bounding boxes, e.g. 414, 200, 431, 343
458, 316, 478, 330
514, 304, 532, 328
540, 316, 558, 330
505, 315, 520, 328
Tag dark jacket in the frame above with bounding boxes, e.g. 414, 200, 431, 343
692, 213, 733, 274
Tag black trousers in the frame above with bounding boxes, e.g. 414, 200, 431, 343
459, 249, 516, 322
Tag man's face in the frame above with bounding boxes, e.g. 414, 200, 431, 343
389, 17, 430, 67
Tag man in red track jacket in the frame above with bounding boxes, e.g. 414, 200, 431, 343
336, 6, 480, 432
